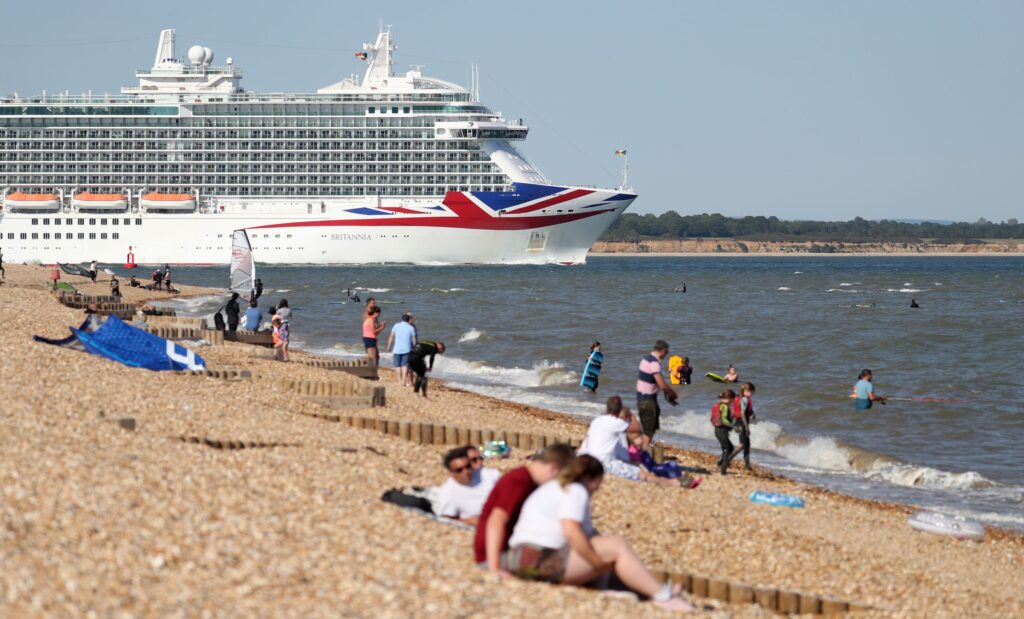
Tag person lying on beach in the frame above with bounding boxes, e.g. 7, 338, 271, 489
723, 365, 739, 383
505, 455, 694, 611
579, 396, 700, 488
434, 447, 501, 525
475, 444, 575, 578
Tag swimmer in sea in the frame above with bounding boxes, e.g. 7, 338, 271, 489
910, 299, 920, 308
723, 365, 738, 384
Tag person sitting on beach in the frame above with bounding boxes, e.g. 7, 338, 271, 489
408, 340, 445, 398
853, 369, 885, 410
579, 396, 700, 488
723, 365, 739, 384
243, 298, 262, 331
110, 275, 121, 298
505, 455, 693, 611
434, 447, 501, 525
466, 445, 484, 471
475, 444, 574, 577
129, 275, 140, 288
711, 389, 742, 475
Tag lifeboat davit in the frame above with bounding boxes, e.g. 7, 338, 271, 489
73, 192, 128, 211
4, 192, 61, 212
139, 192, 196, 211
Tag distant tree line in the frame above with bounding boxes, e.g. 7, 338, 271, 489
599, 212, 1023, 243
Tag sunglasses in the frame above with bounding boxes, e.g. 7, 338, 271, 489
469, 456, 483, 464
449, 464, 472, 474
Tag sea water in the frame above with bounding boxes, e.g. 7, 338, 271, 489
158, 256, 1024, 530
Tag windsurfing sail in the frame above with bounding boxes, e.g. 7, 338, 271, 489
229, 229, 255, 300
34, 314, 206, 371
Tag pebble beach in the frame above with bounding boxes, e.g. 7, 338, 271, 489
1, 264, 1022, 618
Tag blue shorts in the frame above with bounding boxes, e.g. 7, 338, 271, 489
855, 398, 872, 410
393, 353, 409, 367
363, 337, 378, 350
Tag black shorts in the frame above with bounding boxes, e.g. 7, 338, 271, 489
637, 396, 660, 436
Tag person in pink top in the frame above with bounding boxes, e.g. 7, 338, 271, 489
362, 306, 385, 367
635, 340, 678, 450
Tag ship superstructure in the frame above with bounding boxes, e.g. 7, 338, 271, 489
0, 28, 635, 265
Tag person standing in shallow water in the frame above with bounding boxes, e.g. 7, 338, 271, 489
853, 369, 886, 410
635, 340, 678, 450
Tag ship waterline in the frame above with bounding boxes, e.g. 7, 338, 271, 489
0, 28, 634, 265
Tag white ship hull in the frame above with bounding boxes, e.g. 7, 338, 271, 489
0, 184, 634, 266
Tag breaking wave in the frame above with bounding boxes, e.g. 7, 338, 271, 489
887, 288, 926, 293
777, 287, 792, 291
458, 328, 486, 343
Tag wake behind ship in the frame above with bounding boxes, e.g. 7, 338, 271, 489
0, 28, 636, 265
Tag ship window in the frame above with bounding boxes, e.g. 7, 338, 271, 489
54, 233, 61, 240
78, 218, 85, 225
112, 218, 118, 225
32, 218, 38, 225
20, 233, 26, 239
403, 107, 410, 114
43, 218, 50, 225
101, 233, 107, 239
136, 218, 142, 225
100, 218, 108, 225
6, 233, 12, 239
392, 107, 399, 114
78, 233, 84, 239
112, 233, 119, 240
89, 219, 96, 225
89, 233, 96, 239
368, 107, 375, 114
65, 219, 72, 225
43, 233, 50, 239
124, 220, 131, 226
32, 233, 38, 239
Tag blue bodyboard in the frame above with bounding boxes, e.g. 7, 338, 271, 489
580, 351, 604, 391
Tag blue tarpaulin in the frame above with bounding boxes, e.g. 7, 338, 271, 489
34, 315, 206, 371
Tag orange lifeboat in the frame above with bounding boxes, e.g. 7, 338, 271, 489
73, 192, 128, 211
4, 192, 61, 212
139, 192, 196, 211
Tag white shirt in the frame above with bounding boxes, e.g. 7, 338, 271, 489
508, 480, 593, 549
578, 415, 631, 462
433, 467, 500, 519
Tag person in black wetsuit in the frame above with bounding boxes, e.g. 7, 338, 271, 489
910, 299, 920, 308
408, 340, 446, 398
225, 292, 241, 332
253, 278, 264, 300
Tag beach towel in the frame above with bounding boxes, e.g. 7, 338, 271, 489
34, 314, 206, 371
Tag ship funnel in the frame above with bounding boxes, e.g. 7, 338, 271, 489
154, 29, 177, 67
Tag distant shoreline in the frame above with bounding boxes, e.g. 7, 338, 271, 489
590, 239, 1023, 257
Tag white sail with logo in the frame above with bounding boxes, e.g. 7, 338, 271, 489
229, 229, 255, 301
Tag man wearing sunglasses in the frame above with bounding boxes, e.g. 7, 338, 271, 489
434, 447, 501, 525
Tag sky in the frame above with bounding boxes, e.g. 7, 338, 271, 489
1, 1, 1020, 222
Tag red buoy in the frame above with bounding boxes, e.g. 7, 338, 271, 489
124, 246, 137, 269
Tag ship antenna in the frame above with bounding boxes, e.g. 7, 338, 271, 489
620, 149, 630, 191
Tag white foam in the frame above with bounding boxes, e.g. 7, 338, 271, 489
458, 328, 485, 343
433, 356, 577, 388
839, 282, 854, 286
429, 287, 469, 293
903, 282, 913, 286
793, 271, 803, 274
867, 462, 994, 490
356, 287, 391, 292
275, 289, 293, 293
886, 288, 926, 293
777, 287, 792, 291
827, 288, 860, 293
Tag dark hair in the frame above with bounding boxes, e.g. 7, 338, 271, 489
605, 395, 623, 416
558, 455, 604, 488
590, 341, 600, 352
719, 389, 737, 400
278, 299, 289, 308
370, 306, 381, 316
742, 382, 756, 393
230, 292, 239, 301
366, 297, 376, 304
859, 369, 872, 379
402, 312, 412, 322
249, 298, 258, 308
436, 342, 446, 353
535, 443, 574, 468
654, 340, 669, 353
443, 446, 470, 469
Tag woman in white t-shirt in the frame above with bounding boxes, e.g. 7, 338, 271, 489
506, 455, 693, 612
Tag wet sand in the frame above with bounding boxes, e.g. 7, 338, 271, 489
1, 264, 1021, 617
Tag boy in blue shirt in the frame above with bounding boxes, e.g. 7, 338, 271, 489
387, 312, 418, 387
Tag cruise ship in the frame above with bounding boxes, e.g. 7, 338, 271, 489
0, 28, 635, 265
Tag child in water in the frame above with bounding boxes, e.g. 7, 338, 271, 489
672, 356, 693, 385
272, 316, 289, 362
582, 341, 602, 392
723, 365, 739, 383
733, 383, 756, 470
711, 389, 738, 475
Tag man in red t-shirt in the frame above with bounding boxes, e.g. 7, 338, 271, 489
473, 444, 574, 576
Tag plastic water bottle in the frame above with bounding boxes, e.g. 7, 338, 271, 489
749, 490, 805, 508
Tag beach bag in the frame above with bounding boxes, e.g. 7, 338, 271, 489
381, 488, 433, 514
